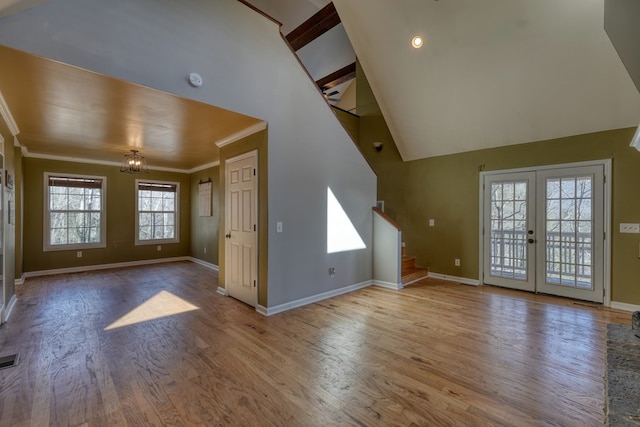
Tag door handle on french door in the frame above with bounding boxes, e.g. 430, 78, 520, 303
225, 232, 231, 239
528, 238, 535, 244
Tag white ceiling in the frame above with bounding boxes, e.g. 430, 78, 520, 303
247, 0, 355, 99
2, 0, 639, 166
334, 0, 640, 160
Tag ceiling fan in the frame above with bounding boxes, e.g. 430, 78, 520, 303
322, 89, 341, 102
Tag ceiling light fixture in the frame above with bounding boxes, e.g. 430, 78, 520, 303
411, 35, 424, 49
120, 150, 149, 174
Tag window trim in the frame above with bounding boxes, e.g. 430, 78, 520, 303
135, 179, 180, 246
43, 172, 107, 252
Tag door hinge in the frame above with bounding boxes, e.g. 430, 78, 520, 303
254, 224, 256, 231
253, 280, 256, 288
253, 168, 256, 176
603, 231, 606, 241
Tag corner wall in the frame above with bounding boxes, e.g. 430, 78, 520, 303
356, 62, 640, 306
0, 0, 376, 308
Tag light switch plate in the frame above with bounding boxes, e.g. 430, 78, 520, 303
276, 221, 283, 233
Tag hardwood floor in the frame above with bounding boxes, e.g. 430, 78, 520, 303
0, 261, 630, 426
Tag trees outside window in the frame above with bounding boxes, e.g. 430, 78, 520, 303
45, 173, 106, 251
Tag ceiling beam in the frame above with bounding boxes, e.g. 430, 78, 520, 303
286, 2, 340, 51
316, 62, 356, 91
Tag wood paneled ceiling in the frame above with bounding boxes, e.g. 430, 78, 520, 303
0, 45, 264, 171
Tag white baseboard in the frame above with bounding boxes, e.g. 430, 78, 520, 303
256, 305, 268, 316
24, 256, 191, 278
373, 280, 403, 290
15, 274, 26, 286
216, 287, 228, 296
4, 295, 17, 321
258, 280, 373, 316
428, 272, 480, 286
610, 301, 640, 312
189, 257, 219, 271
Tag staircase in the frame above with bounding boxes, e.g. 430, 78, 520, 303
401, 246, 429, 285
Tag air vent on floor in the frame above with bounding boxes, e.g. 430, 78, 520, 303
0, 353, 19, 370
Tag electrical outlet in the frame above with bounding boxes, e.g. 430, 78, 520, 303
620, 223, 640, 233
157, 245, 162, 251
429, 219, 435, 227
204, 247, 207, 254
454, 258, 460, 267
77, 251, 82, 258
328, 267, 336, 277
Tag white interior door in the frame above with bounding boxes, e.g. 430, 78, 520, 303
482, 164, 606, 303
225, 151, 257, 307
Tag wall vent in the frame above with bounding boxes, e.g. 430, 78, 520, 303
0, 353, 19, 370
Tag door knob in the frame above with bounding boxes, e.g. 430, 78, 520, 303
225, 232, 231, 239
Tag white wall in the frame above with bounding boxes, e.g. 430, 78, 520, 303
373, 210, 401, 287
0, 0, 376, 307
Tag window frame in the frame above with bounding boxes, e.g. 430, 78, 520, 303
43, 172, 107, 252
135, 179, 180, 246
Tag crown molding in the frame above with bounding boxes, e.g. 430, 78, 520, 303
0, 90, 20, 136
23, 151, 195, 174
188, 161, 220, 173
215, 121, 267, 148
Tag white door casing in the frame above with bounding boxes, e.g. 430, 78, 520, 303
225, 151, 258, 307
480, 161, 609, 304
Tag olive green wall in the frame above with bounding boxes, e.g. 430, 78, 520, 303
356, 62, 640, 306
14, 146, 22, 281
23, 158, 191, 272
190, 166, 220, 265
0, 121, 17, 308
218, 130, 268, 306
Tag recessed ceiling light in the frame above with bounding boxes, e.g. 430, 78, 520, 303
411, 35, 423, 49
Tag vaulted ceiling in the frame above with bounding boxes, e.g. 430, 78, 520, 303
0, 0, 639, 167
333, 0, 640, 160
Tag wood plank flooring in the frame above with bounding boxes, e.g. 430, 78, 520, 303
0, 261, 630, 426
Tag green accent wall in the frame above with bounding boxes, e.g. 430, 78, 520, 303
14, 146, 23, 282
356, 62, 640, 306
23, 158, 191, 272
190, 166, 220, 266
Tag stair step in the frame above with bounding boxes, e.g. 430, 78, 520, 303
401, 256, 416, 271
402, 266, 428, 284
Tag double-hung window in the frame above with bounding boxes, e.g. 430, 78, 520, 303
136, 180, 179, 245
44, 173, 106, 251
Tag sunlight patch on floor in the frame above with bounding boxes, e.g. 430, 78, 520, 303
105, 290, 199, 330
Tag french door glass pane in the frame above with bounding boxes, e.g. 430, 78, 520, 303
545, 176, 593, 289
490, 181, 528, 280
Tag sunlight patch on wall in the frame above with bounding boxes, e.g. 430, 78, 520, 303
105, 290, 199, 330
327, 187, 366, 254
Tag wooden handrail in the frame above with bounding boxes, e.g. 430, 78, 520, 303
373, 207, 400, 231
236, 0, 283, 27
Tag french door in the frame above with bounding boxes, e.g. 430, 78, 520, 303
482, 164, 606, 303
